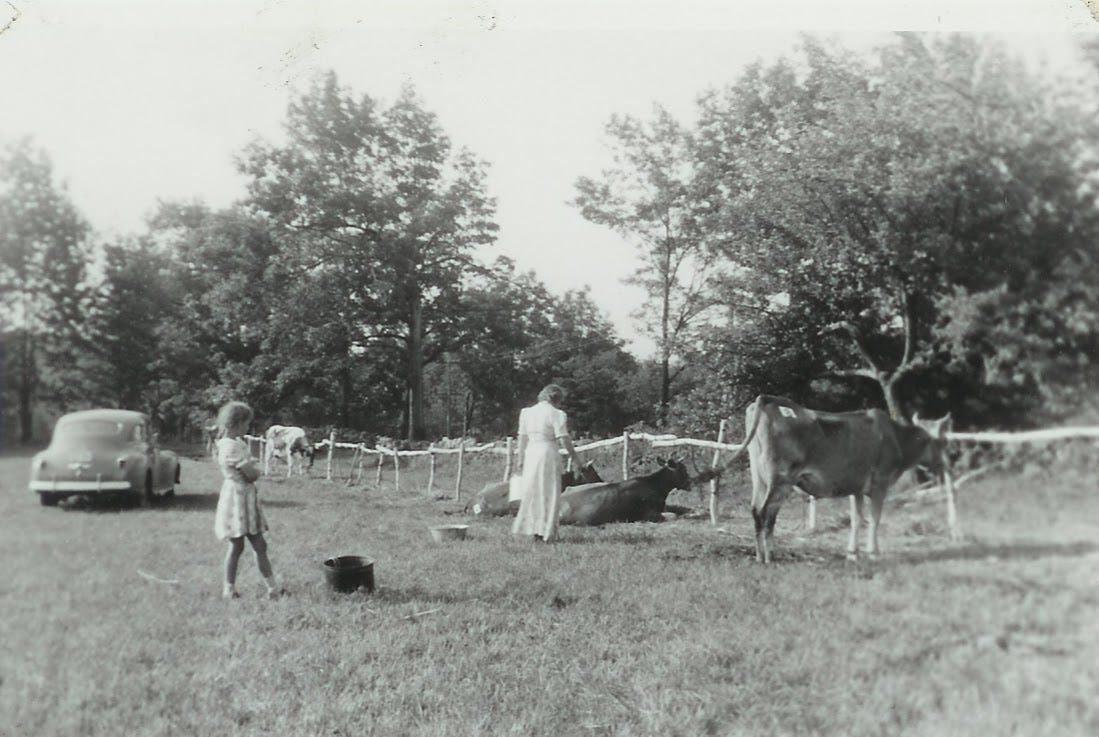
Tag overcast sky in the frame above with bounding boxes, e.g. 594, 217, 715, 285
2, 0, 1096, 355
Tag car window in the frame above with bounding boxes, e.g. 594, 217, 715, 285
56, 420, 125, 438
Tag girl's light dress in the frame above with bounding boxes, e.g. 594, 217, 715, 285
214, 437, 268, 540
512, 401, 569, 541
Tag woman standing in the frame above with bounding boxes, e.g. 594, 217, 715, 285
512, 384, 583, 543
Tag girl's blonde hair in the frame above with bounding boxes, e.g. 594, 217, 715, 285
216, 401, 253, 438
537, 384, 566, 405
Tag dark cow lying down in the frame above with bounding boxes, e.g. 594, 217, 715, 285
740, 394, 952, 563
557, 458, 694, 526
468, 462, 602, 517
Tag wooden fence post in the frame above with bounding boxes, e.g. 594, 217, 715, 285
326, 430, 335, 481
807, 497, 817, 531
944, 466, 960, 541
454, 445, 465, 501
375, 451, 384, 485
355, 445, 366, 485
393, 448, 400, 494
427, 448, 436, 496
709, 419, 727, 526
503, 437, 513, 480
621, 431, 630, 480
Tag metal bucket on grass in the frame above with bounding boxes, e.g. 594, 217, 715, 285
322, 555, 375, 593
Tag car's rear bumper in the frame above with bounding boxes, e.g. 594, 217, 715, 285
31, 480, 133, 493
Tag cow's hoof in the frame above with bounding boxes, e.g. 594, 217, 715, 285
845, 552, 858, 563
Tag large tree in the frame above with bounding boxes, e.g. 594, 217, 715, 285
0, 139, 96, 442
693, 34, 1099, 423
574, 107, 719, 423
239, 73, 498, 440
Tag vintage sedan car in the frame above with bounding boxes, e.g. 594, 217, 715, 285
30, 409, 181, 507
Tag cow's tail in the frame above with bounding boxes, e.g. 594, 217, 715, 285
689, 395, 765, 485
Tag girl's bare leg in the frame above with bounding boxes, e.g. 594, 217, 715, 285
224, 537, 245, 598
248, 534, 282, 597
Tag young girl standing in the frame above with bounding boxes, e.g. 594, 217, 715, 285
214, 401, 284, 599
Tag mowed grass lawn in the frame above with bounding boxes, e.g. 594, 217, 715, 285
1, 445, 1097, 737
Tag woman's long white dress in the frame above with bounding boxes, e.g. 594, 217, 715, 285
512, 401, 569, 541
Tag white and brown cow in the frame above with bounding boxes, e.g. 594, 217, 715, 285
263, 425, 315, 477
740, 394, 953, 563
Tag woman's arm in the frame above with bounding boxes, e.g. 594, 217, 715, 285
558, 434, 582, 471
515, 432, 528, 474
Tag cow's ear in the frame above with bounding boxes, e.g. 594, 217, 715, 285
655, 455, 665, 466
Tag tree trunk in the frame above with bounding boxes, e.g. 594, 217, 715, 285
444, 353, 452, 437
338, 366, 352, 428
18, 330, 36, 444
407, 295, 426, 441
659, 257, 672, 424
462, 390, 474, 438
882, 377, 904, 422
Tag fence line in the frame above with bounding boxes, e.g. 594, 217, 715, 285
946, 427, 1099, 443
243, 423, 1099, 514
245, 423, 1099, 476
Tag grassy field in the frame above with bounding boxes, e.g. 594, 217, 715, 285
1, 443, 1097, 737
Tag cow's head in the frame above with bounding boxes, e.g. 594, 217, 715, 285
911, 412, 952, 475
660, 457, 692, 491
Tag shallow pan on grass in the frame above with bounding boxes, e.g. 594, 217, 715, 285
429, 524, 469, 543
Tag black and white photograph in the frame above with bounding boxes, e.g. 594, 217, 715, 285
2, 1, 1098, 735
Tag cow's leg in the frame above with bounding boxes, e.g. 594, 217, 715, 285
286, 449, 293, 479
866, 492, 885, 559
754, 481, 789, 564
752, 505, 767, 563
763, 504, 781, 563
750, 463, 768, 563
847, 494, 864, 561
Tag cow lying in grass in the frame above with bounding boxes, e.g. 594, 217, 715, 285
557, 458, 696, 526
468, 462, 602, 517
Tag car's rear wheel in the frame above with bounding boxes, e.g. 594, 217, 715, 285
165, 463, 179, 497
141, 473, 154, 507
39, 492, 60, 507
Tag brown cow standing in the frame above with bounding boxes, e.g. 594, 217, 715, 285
743, 395, 952, 563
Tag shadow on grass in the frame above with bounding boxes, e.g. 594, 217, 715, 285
895, 539, 1099, 565
739, 538, 1099, 571
361, 581, 585, 611
661, 535, 1099, 569
556, 530, 659, 545
154, 493, 305, 512
56, 493, 304, 513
